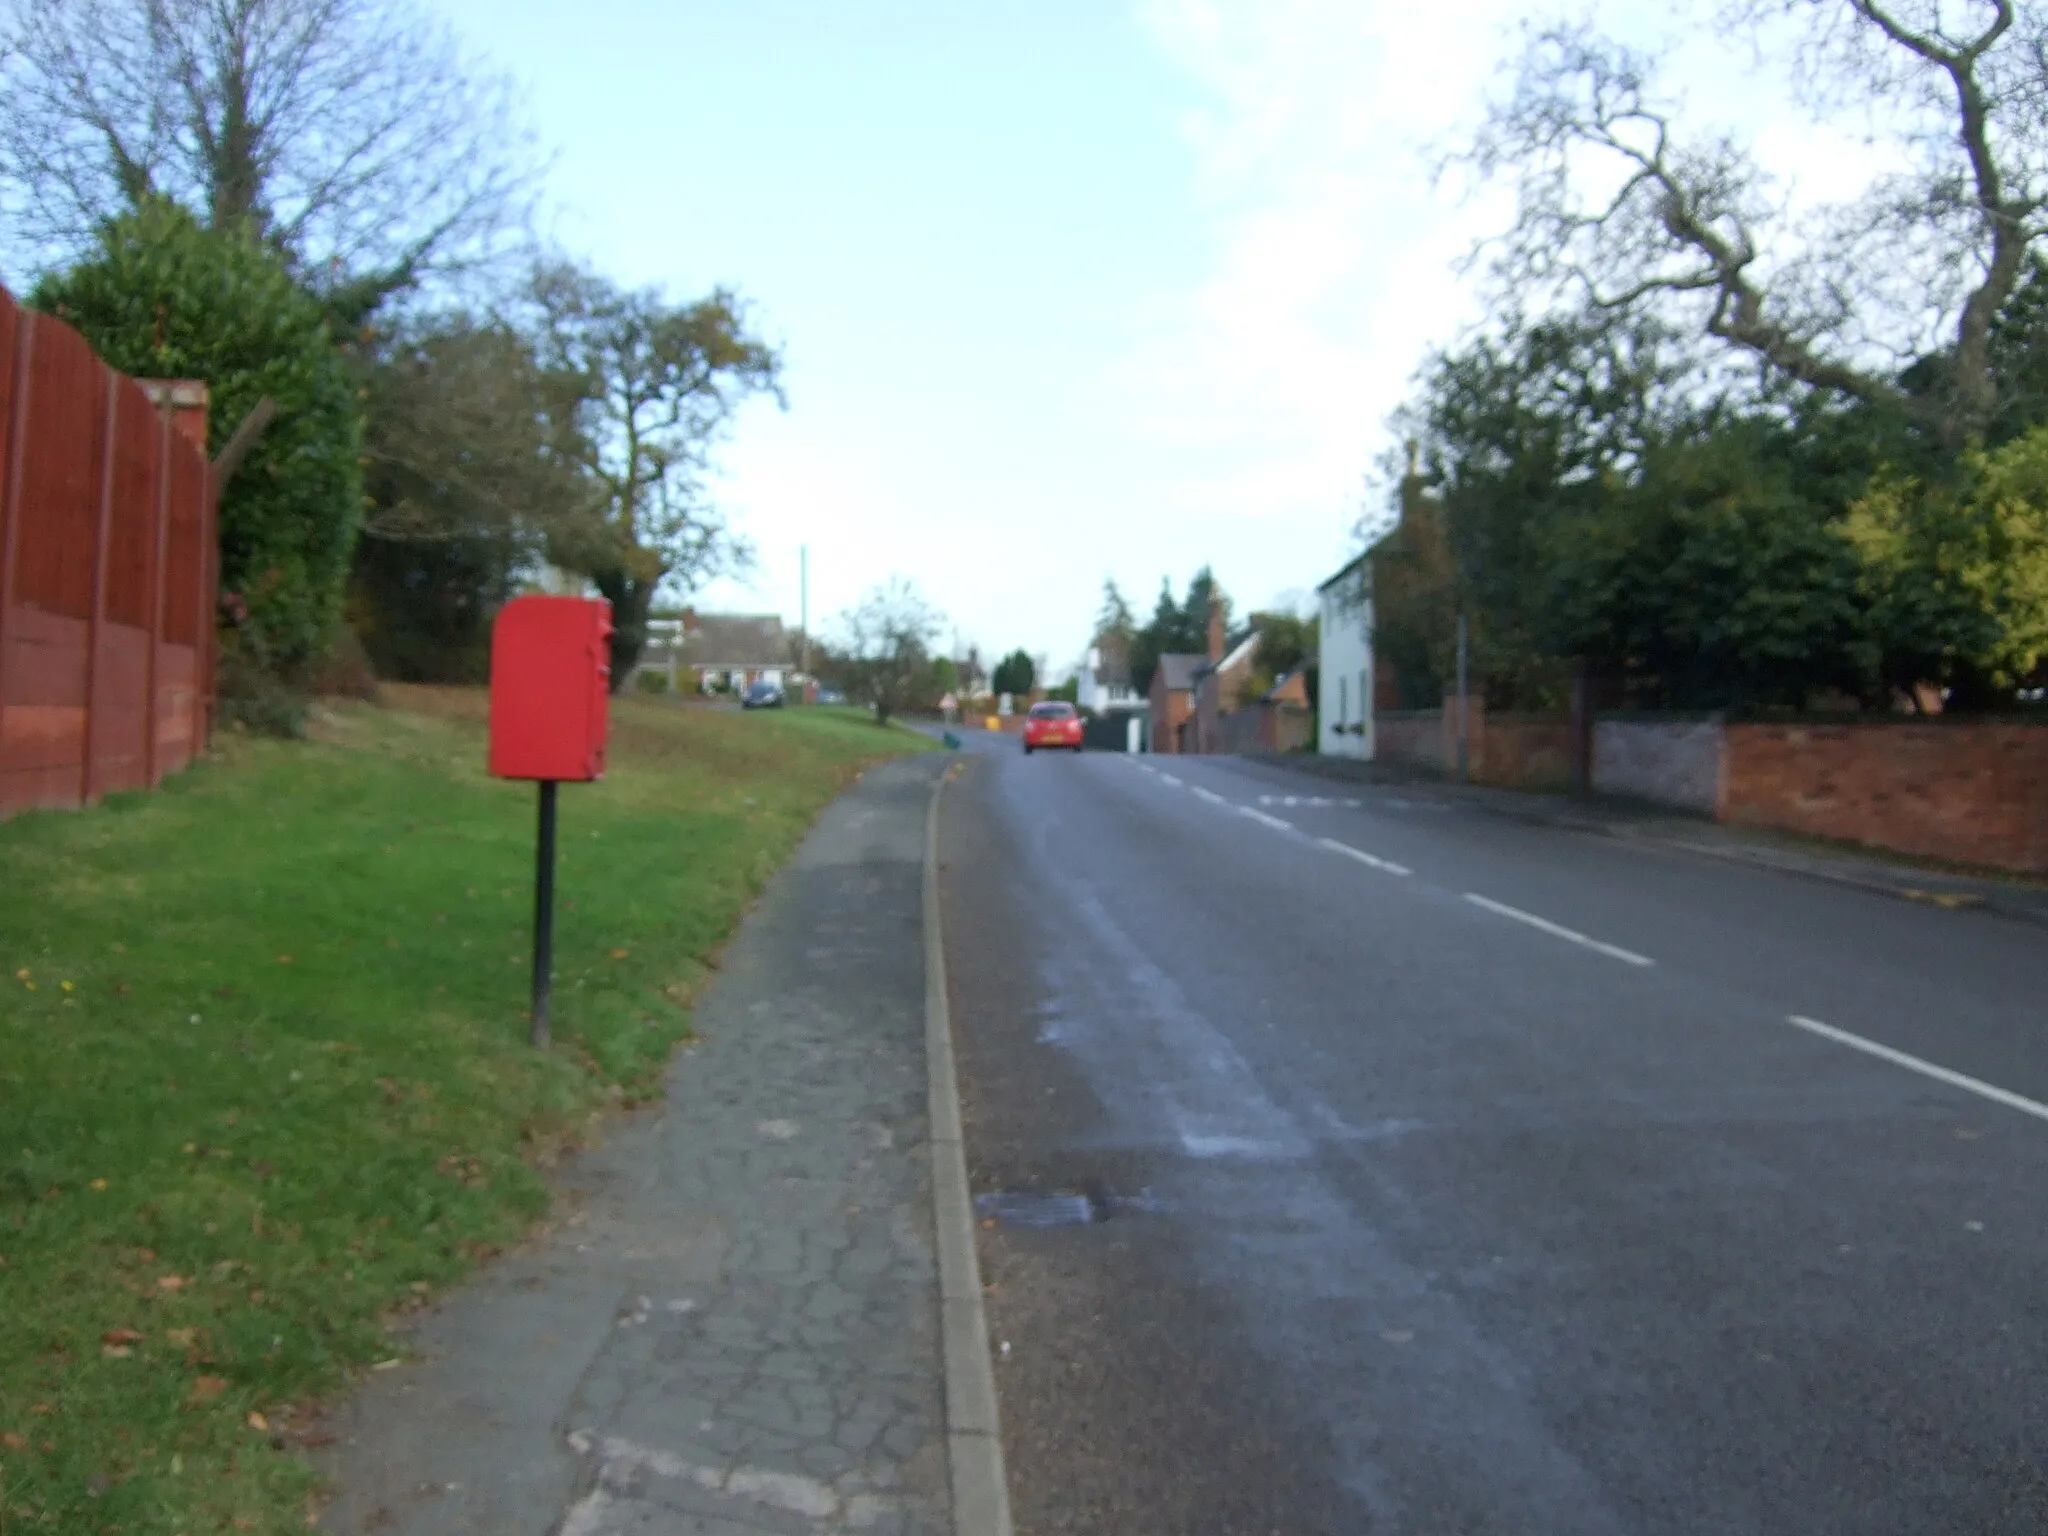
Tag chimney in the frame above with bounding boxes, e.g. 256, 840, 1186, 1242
1206, 598, 1224, 663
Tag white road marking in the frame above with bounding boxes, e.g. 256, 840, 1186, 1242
1461, 893, 1655, 967
1190, 785, 1227, 806
1239, 806, 1295, 833
1316, 837, 1411, 877
1160, 773, 1183, 787
1344, 799, 1362, 808
1787, 1014, 2048, 1126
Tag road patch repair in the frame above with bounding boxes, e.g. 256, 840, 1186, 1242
314, 753, 1010, 1534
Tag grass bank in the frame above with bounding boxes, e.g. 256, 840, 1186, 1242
0, 688, 929, 1532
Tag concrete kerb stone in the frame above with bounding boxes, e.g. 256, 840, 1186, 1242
924, 767, 1015, 1536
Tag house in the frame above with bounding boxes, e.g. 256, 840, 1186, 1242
1317, 552, 1373, 758
1078, 632, 1141, 714
1149, 653, 1204, 753
637, 610, 792, 693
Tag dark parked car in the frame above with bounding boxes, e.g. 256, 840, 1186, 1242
742, 679, 785, 709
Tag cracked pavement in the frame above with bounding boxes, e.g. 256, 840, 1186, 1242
314, 755, 952, 1536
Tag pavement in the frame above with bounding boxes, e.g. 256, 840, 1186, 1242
940, 733, 2048, 1534
313, 753, 984, 1536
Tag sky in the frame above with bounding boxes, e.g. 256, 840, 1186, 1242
418, 0, 1870, 677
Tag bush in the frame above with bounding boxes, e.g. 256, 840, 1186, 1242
33, 199, 364, 677
635, 669, 671, 694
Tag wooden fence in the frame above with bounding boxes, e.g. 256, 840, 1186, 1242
0, 284, 216, 821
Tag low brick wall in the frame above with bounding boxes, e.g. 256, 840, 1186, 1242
1594, 719, 1724, 816
1479, 715, 1574, 792
1375, 710, 1446, 772
1724, 721, 2048, 874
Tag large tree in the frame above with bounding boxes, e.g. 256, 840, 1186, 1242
0, 0, 530, 310
529, 263, 782, 688
1473, 2, 2048, 448
348, 312, 591, 681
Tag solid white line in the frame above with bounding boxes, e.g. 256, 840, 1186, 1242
1160, 773, 1183, 787
1462, 893, 1655, 967
1316, 837, 1411, 877
1787, 1015, 2048, 1126
1190, 785, 1227, 806
1239, 806, 1295, 833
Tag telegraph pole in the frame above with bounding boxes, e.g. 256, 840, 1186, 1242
799, 544, 810, 704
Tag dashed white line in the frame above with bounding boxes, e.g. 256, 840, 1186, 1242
1461, 893, 1654, 967
1160, 773, 1183, 787
1787, 1014, 2048, 1126
1190, 785, 1227, 806
1316, 837, 1411, 877
1239, 805, 1295, 833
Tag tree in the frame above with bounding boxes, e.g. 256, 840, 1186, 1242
348, 312, 590, 681
0, 0, 530, 312
991, 648, 1036, 698
35, 197, 361, 678
1472, 3, 2048, 447
1128, 567, 1228, 696
529, 263, 782, 689
841, 578, 942, 725
1845, 423, 2048, 703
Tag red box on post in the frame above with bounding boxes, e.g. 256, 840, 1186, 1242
488, 596, 613, 782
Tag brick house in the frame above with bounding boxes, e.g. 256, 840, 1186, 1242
1149, 654, 1202, 753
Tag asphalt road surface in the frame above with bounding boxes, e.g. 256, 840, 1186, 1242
937, 734, 2048, 1536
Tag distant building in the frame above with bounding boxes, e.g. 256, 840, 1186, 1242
1078, 632, 1141, 714
637, 610, 791, 693
1316, 552, 1373, 758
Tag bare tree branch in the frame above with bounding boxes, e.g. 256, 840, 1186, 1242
0, 0, 535, 305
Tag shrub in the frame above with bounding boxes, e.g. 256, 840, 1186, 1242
32, 199, 364, 677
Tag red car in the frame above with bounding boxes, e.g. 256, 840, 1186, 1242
1022, 700, 1083, 753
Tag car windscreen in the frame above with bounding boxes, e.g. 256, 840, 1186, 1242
1028, 703, 1074, 718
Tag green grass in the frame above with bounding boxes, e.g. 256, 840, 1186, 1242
0, 688, 929, 1532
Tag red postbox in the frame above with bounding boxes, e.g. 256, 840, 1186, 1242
487, 595, 613, 1049
489, 596, 612, 782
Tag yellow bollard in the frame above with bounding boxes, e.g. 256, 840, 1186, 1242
985, 715, 1000, 733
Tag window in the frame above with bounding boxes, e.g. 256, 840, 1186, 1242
1338, 675, 1349, 727
1028, 701, 1076, 719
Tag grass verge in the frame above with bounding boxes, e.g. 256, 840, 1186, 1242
0, 687, 930, 1532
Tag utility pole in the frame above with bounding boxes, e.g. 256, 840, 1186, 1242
1455, 611, 1470, 785
799, 544, 810, 704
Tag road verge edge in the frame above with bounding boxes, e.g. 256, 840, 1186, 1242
925, 767, 1014, 1536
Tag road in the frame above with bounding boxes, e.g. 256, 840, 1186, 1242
937, 735, 2048, 1536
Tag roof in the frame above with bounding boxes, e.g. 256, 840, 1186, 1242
678, 613, 788, 668
1316, 549, 1373, 593
1154, 653, 1204, 692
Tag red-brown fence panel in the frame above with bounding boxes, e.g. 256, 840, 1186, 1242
0, 284, 216, 822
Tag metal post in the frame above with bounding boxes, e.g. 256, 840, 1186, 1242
1455, 611, 1470, 784
530, 779, 558, 1049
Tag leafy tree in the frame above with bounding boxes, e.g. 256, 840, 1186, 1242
840, 578, 942, 725
1128, 567, 1228, 696
347, 313, 590, 681
1845, 424, 2048, 704
34, 197, 361, 677
0, 0, 530, 314
931, 655, 960, 699
529, 263, 782, 689
991, 648, 1036, 697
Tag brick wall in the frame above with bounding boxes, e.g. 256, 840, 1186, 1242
1479, 715, 1574, 792
1724, 721, 2048, 874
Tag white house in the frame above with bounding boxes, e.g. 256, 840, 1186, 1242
1317, 552, 1373, 759
1077, 634, 1140, 715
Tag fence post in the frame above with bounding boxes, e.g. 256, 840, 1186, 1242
143, 404, 171, 788
0, 314, 31, 782
79, 369, 119, 805
198, 465, 216, 751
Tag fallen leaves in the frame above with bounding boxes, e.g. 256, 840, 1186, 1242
1, 1431, 24, 1450
189, 1376, 228, 1403
157, 1274, 187, 1292
246, 1410, 268, 1432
